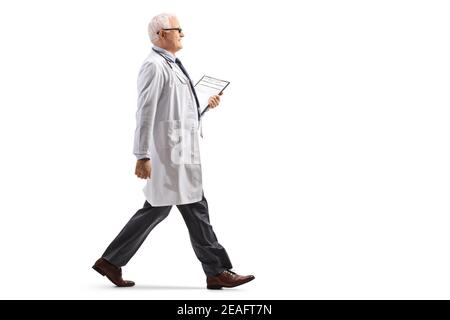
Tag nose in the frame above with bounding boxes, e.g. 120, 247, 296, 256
180, 31, 184, 37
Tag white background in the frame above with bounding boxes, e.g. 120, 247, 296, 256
0, 0, 449, 299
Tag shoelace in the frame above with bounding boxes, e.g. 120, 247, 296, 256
224, 270, 236, 276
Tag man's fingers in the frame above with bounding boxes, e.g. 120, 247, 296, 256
209, 95, 220, 108
136, 169, 145, 179
135, 160, 151, 179
139, 170, 150, 179
139, 172, 149, 179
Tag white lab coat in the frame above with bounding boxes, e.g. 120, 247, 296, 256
133, 49, 203, 206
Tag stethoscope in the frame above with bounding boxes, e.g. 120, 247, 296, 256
152, 48, 203, 125
152, 48, 192, 83
152, 48, 175, 69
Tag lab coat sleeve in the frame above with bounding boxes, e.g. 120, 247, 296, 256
133, 62, 164, 160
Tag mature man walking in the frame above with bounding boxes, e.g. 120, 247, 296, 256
92, 13, 254, 289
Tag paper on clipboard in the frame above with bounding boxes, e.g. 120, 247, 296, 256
194, 75, 230, 116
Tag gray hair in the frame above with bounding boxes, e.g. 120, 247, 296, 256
148, 13, 176, 44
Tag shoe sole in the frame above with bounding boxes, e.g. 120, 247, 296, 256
92, 265, 135, 287
207, 277, 255, 290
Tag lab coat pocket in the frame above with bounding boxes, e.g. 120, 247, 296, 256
166, 120, 200, 165
155, 120, 178, 149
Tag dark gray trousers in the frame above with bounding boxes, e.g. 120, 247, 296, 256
101, 193, 232, 277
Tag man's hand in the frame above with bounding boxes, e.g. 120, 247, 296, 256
135, 159, 151, 179
208, 92, 223, 109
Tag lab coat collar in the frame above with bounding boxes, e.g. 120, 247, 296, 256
152, 46, 176, 63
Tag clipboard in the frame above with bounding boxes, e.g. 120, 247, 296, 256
194, 75, 230, 117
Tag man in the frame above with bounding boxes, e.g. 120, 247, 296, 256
92, 13, 254, 289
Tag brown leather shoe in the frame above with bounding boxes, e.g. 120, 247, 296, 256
92, 258, 135, 287
207, 270, 255, 289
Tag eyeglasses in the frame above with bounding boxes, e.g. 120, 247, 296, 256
157, 28, 183, 35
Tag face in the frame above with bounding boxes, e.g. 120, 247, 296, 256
159, 16, 184, 54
